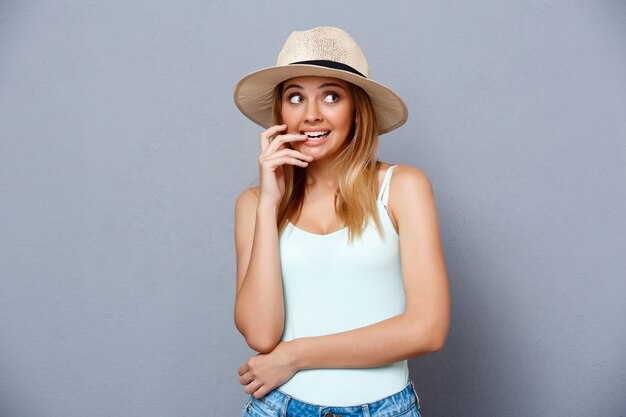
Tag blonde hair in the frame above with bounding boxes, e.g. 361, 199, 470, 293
272, 81, 385, 244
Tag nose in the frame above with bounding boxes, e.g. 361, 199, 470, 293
304, 100, 322, 123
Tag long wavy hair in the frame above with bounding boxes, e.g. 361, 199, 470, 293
271, 80, 386, 244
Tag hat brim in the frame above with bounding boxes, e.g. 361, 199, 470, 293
233, 64, 408, 135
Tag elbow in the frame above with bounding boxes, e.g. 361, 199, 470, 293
234, 320, 281, 353
411, 316, 448, 353
234, 312, 282, 353
428, 333, 447, 352
245, 334, 281, 354
234, 300, 285, 353
426, 320, 449, 352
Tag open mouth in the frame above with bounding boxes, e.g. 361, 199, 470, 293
301, 130, 330, 141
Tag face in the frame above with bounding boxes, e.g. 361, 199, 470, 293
281, 76, 355, 161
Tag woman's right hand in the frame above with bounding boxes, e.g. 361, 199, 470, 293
258, 124, 313, 208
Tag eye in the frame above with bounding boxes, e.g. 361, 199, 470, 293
288, 93, 304, 104
323, 92, 340, 103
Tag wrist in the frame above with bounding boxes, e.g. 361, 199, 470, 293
287, 338, 308, 371
256, 200, 279, 216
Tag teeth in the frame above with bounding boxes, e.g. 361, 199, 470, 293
303, 131, 330, 140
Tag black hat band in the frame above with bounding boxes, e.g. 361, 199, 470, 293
289, 60, 366, 78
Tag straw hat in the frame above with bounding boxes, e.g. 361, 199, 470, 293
233, 26, 408, 134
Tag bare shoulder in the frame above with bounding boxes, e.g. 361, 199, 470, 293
391, 164, 432, 192
388, 164, 436, 226
235, 186, 260, 210
379, 162, 431, 187
376, 161, 395, 188
234, 186, 261, 234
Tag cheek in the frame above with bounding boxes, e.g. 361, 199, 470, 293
281, 107, 299, 129
330, 107, 354, 130
326, 102, 355, 125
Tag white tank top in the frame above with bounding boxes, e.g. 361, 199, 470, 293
277, 164, 409, 406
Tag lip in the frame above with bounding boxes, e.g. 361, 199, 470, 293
299, 129, 331, 147
301, 129, 330, 141
303, 135, 328, 147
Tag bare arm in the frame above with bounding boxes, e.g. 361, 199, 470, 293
290, 165, 450, 368
233, 187, 285, 353
237, 164, 450, 398
233, 125, 312, 353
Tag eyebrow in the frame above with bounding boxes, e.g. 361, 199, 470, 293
319, 83, 347, 90
283, 82, 347, 92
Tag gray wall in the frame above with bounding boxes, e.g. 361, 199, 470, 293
1, 1, 624, 416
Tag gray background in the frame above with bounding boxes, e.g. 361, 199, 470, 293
1, 1, 624, 416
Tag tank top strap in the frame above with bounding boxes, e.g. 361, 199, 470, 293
378, 164, 398, 209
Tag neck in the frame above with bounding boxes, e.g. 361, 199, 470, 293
304, 157, 341, 188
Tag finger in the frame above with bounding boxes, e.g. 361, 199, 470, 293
266, 133, 308, 153
253, 385, 269, 399
266, 148, 313, 162
260, 156, 310, 169
260, 124, 287, 150
244, 379, 264, 395
239, 370, 255, 386
237, 362, 249, 376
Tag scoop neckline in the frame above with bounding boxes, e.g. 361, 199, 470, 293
287, 220, 348, 237
285, 164, 397, 238
286, 200, 397, 238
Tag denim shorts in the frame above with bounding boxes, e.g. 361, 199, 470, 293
241, 379, 421, 417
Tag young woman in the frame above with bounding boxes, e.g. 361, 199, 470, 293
233, 26, 450, 417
